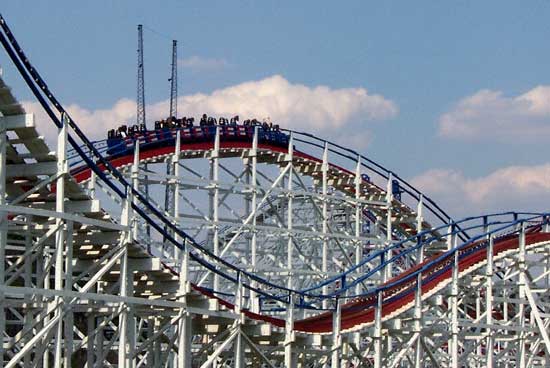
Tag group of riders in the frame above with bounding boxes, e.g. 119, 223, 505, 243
108, 114, 280, 139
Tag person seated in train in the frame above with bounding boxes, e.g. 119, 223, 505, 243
207, 117, 216, 126
186, 117, 195, 127
231, 115, 239, 124
154, 121, 161, 130
118, 125, 128, 137
243, 119, 250, 126
273, 124, 280, 131
139, 123, 147, 132
200, 114, 207, 126
108, 129, 116, 139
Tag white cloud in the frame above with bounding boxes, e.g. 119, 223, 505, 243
411, 164, 550, 216
438, 86, 550, 142
178, 56, 228, 71
23, 75, 397, 148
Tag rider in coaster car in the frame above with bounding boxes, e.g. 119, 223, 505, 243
207, 117, 216, 126
186, 117, 195, 127
200, 114, 207, 126
118, 125, 128, 137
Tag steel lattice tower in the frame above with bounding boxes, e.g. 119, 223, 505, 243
137, 24, 146, 128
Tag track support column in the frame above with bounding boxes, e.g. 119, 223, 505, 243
414, 271, 423, 367
212, 126, 220, 297
374, 290, 383, 368
234, 273, 245, 368
54, 113, 68, 368
384, 175, 393, 283
0, 110, 7, 367
450, 246, 459, 368
284, 133, 295, 368
118, 189, 134, 367
517, 223, 526, 368
353, 157, 363, 351
284, 293, 295, 368
321, 143, 329, 310
331, 296, 342, 368
485, 234, 494, 368
249, 127, 259, 313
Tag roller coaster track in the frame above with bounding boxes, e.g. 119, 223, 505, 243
0, 13, 549, 367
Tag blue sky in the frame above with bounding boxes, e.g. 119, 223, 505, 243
2, 1, 550, 217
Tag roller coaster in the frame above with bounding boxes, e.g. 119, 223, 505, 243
0, 13, 549, 368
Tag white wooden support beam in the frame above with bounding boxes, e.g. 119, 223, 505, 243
384, 173, 393, 283
249, 126, 259, 313
517, 223, 527, 368
321, 142, 329, 310
331, 297, 342, 368
53, 113, 68, 368
234, 273, 244, 368
118, 193, 133, 368
63, 220, 74, 368
0, 113, 34, 130
485, 234, 494, 368
414, 272, 423, 368
0, 101, 7, 368
212, 126, 220, 297
353, 155, 363, 350
284, 293, 295, 368
450, 250, 459, 368
286, 132, 294, 294
374, 290, 383, 368
6, 161, 58, 178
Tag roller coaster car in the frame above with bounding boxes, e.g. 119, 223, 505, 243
105, 123, 290, 157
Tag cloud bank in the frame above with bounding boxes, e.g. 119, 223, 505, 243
24, 75, 397, 147
438, 86, 550, 142
411, 163, 550, 216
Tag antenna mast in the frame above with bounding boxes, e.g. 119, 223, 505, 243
137, 24, 146, 127
169, 40, 177, 118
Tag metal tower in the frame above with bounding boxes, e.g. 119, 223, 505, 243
137, 24, 146, 128
169, 40, 177, 118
